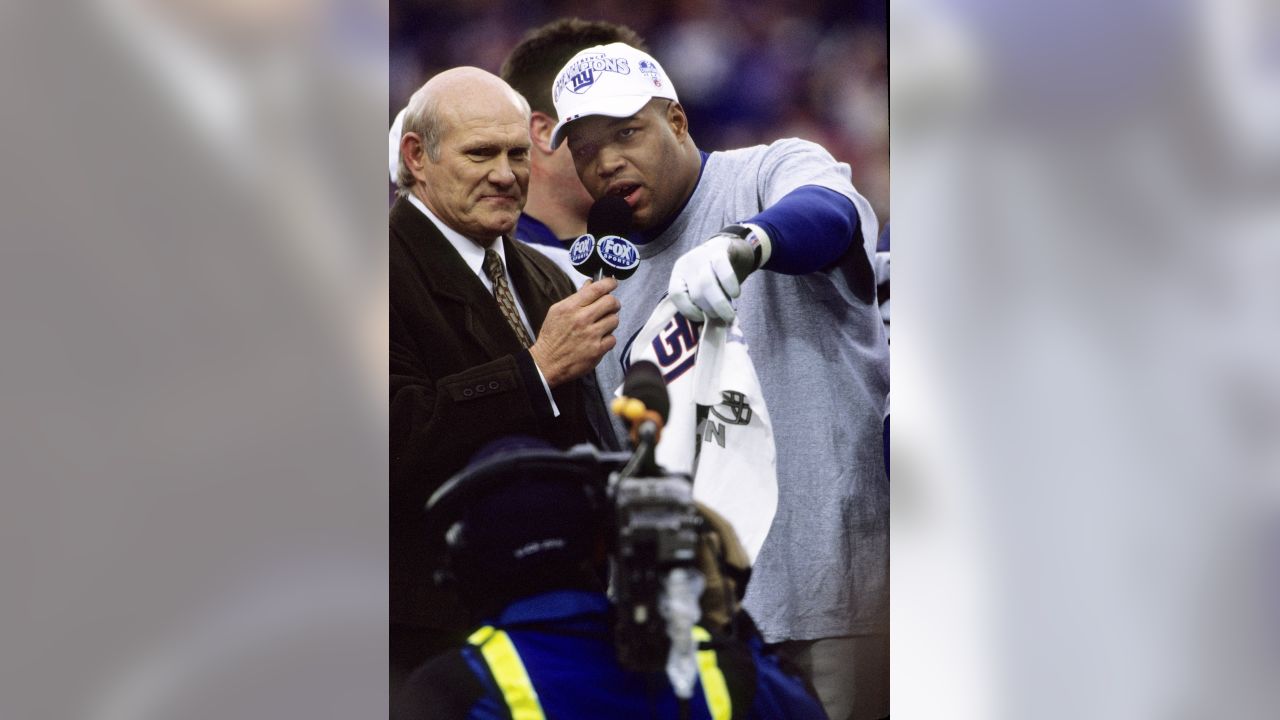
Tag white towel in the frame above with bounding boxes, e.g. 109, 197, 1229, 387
621, 297, 778, 563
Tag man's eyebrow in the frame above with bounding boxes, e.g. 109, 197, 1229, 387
459, 141, 529, 153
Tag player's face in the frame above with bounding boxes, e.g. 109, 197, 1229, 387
416, 95, 530, 244
564, 100, 691, 231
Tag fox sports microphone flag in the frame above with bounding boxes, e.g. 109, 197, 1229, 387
619, 296, 778, 564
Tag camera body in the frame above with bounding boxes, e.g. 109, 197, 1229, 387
608, 471, 700, 672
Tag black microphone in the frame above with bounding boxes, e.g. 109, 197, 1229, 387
617, 361, 669, 479
571, 197, 639, 281
568, 233, 602, 278
588, 195, 633, 238
621, 360, 669, 426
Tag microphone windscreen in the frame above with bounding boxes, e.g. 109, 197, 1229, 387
587, 196, 633, 238
568, 234, 602, 276
595, 235, 639, 280
621, 360, 669, 424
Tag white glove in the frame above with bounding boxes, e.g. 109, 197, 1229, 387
668, 234, 741, 322
668, 225, 771, 323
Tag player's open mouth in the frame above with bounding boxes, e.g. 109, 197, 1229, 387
607, 182, 642, 206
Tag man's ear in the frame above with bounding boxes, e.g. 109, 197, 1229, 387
400, 132, 428, 182
530, 111, 556, 155
666, 101, 690, 140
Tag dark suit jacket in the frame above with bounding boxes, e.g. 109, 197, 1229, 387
389, 195, 616, 629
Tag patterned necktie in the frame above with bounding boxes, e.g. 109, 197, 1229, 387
483, 248, 533, 348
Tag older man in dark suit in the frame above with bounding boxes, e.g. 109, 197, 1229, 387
389, 67, 622, 685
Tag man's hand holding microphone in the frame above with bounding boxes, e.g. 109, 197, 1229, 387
530, 196, 638, 387
530, 276, 621, 387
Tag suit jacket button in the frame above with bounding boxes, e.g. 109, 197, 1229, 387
489, 381, 500, 390
463, 388, 473, 398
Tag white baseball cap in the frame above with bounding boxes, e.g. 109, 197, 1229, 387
549, 43, 678, 150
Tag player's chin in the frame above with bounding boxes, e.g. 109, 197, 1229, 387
628, 203, 655, 231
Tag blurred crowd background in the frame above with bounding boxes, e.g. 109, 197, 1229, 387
390, 0, 890, 223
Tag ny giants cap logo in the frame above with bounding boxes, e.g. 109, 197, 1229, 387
554, 53, 631, 102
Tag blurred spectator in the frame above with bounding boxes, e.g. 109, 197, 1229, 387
391, 0, 888, 224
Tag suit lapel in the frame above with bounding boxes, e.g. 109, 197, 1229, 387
390, 196, 523, 357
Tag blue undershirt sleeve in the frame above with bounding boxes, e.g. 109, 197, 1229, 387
745, 184, 861, 275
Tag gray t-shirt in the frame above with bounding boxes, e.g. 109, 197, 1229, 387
599, 138, 890, 642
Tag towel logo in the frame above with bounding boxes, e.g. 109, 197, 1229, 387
651, 312, 701, 382
710, 391, 753, 426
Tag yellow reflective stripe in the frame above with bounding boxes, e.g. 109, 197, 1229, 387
693, 625, 732, 720
468, 625, 546, 720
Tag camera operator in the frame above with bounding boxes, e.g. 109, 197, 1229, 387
395, 435, 829, 720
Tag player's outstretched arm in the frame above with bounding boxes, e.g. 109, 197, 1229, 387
667, 184, 861, 322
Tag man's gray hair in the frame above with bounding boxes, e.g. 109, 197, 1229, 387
394, 89, 442, 196
394, 81, 531, 197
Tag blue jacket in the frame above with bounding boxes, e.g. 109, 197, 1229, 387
396, 590, 828, 720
